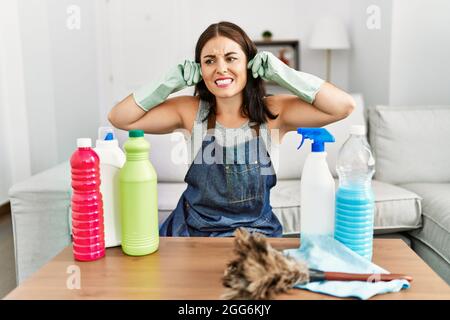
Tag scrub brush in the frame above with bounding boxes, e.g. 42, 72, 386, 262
221, 228, 412, 300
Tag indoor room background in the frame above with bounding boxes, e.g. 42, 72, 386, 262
1, 0, 449, 206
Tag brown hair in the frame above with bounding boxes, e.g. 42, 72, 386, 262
194, 21, 278, 123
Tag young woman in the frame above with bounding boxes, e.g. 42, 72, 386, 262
108, 21, 355, 237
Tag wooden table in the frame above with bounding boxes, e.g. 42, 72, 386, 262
4, 237, 450, 300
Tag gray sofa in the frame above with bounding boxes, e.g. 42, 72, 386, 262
367, 105, 450, 284
8, 95, 450, 286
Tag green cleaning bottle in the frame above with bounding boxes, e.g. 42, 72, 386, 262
119, 130, 159, 256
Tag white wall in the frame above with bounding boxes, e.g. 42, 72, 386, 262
104, 0, 353, 146
348, 0, 393, 108
46, 0, 101, 163
389, 0, 450, 105
105, 0, 353, 111
0, 0, 101, 203
18, 0, 58, 174
348, 0, 450, 107
17, 0, 100, 174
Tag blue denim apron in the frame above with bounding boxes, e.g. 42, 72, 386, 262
159, 110, 282, 237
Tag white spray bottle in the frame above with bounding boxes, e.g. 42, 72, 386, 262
94, 127, 126, 247
297, 128, 336, 239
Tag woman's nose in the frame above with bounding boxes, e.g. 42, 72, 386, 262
216, 59, 228, 75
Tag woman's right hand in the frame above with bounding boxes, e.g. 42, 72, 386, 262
134, 59, 202, 108
108, 59, 202, 135
179, 60, 202, 86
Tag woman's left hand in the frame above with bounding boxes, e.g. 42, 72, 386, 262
247, 51, 283, 82
248, 51, 325, 105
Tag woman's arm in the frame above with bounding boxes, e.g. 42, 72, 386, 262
312, 82, 355, 119
249, 51, 355, 138
267, 83, 355, 141
108, 60, 201, 134
108, 94, 196, 134
108, 95, 146, 130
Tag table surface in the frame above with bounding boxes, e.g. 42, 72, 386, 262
4, 237, 450, 300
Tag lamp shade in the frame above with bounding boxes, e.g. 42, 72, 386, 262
309, 16, 350, 50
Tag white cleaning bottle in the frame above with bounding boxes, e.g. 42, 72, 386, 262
94, 127, 126, 247
297, 128, 336, 238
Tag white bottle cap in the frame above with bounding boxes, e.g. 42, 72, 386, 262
350, 125, 366, 135
98, 126, 115, 141
96, 127, 118, 148
77, 138, 92, 148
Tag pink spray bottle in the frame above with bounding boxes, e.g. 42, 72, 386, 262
70, 138, 105, 261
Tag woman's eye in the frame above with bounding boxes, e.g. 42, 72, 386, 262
227, 57, 237, 62
205, 59, 214, 65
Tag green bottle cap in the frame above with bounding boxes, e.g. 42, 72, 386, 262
129, 129, 144, 138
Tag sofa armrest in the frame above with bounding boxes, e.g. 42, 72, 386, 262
8, 161, 72, 284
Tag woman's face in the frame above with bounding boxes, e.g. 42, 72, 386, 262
200, 36, 248, 99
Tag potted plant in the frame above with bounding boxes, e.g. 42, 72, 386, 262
262, 30, 272, 42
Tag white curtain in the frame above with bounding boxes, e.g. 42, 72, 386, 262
0, 0, 32, 204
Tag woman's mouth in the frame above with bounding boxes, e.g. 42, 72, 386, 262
215, 78, 234, 88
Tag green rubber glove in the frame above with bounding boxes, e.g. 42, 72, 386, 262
247, 51, 324, 104
133, 60, 202, 111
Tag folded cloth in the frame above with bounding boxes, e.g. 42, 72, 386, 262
283, 235, 410, 300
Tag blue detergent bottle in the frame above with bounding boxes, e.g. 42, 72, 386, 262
335, 125, 376, 260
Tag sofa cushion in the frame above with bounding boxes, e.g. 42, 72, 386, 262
402, 183, 450, 265
157, 182, 187, 225
269, 179, 422, 235
368, 105, 450, 184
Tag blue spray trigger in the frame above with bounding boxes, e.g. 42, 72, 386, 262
297, 128, 335, 152
104, 132, 114, 141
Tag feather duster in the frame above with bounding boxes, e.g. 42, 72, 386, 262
221, 228, 309, 300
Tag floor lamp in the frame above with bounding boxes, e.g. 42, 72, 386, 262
309, 16, 350, 82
